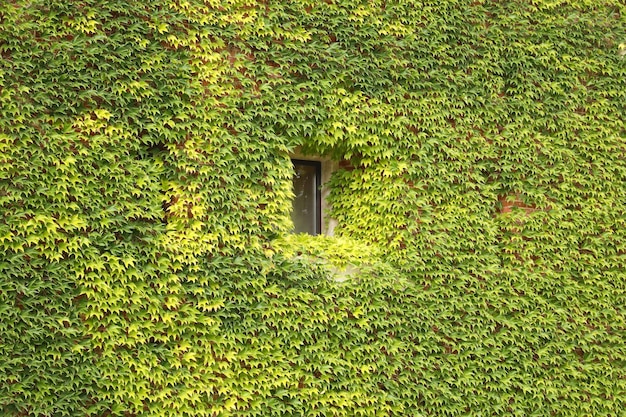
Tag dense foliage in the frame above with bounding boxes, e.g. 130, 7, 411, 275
1, 0, 625, 415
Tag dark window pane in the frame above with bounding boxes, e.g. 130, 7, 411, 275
291, 160, 321, 235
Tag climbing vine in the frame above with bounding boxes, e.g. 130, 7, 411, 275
1, 0, 625, 416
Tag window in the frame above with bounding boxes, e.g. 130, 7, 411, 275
289, 150, 338, 235
291, 159, 321, 235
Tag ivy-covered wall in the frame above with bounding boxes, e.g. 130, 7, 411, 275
1, 0, 625, 416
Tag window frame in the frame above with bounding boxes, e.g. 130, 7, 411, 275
289, 149, 339, 235
291, 158, 322, 235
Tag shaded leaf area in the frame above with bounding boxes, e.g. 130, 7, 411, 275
1, 0, 625, 416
